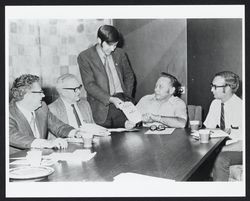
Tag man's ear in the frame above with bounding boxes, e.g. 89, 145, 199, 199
170, 87, 175, 95
97, 37, 102, 45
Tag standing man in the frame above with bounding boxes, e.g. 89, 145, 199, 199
77, 25, 135, 128
204, 71, 242, 181
9, 74, 87, 154
49, 73, 108, 135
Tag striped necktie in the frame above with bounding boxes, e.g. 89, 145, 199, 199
220, 103, 225, 130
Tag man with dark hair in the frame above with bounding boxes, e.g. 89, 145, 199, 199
204, 71, 242, 181
77, 25, 135, 128
133, 72, 187, 128
9, 74, 87, 154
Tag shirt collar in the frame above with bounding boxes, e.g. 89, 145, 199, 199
224, 94, 237, 106
152, 94, 175, 104
96, 44, 107, 63
16, 102, 33, 121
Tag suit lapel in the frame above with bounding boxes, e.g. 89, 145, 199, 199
13, 103, 34, 137
57, 98, 69, 124
90, 46, 107, 75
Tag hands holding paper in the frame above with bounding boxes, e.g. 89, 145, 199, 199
109, 97, 124, 109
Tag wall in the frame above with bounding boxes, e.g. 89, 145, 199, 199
187, 19, 242, 120
114, 19, 187, 103
8, 19, 111, 104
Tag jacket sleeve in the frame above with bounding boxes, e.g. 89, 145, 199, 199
77, 52, 110, 106
47, 109, 75, 138
9, 114, 35, 150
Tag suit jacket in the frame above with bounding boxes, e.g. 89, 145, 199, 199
48, 97, 95, 125
77, 45, 135, 124
9, 100, 74, 154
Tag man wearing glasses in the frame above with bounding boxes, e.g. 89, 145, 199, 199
9, 74, 88, 154
77, 25, 135, 128
204, 71, 242, 181
49, 74, 108, 135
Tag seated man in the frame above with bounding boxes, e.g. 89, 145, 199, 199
134, 72, 187, 128
204, 71, 242, 181
9, 74, 87, 154
49, 73, 108, 135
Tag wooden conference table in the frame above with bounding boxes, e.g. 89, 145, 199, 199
9, 128, 226, 182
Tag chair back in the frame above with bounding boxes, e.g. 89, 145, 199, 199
187, 105, 202, 127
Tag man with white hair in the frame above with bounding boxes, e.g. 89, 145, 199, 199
49, 73, 108, 135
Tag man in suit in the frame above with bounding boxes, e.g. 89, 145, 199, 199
204, 71, 242, 181
49, 74, 108, 136
77, 25, 135, 128
9, 74, 87, 154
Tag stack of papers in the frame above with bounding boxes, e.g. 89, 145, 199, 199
145, 128, 175, 135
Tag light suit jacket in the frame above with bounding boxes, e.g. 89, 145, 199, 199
77, 45, 135, 124
48, 97, 95, 125
9, 100, 74, 154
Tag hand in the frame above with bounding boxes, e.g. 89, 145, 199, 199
109, 97, 124, 109
50, 138, 68, 149
124, 120, 136, 129
142, 113, 154, 123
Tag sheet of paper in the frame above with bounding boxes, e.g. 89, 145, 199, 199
144, 128, 175, 135
119, 101, 142, 124
66, 137, 83, 143
48, 150, 96, 162
191, 129, 229, 138
114, 172, 175, 182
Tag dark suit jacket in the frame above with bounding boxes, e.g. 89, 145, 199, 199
48, 97, 95, 125
77, 45, 135, 124
9, 100, 74, 154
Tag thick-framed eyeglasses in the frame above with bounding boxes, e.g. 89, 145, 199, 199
31, 90, 44, 94
149, 124, 167, 131
210, 83, 228, 90
63, 84, 82, 92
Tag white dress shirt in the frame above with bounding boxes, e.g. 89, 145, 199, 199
16, 102, 40, 138
204, 94, 242, 141
61, 98, 85, 129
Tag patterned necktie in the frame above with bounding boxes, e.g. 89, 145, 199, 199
104, 56, 115, 95
220, 103, 225, 130
30, 112, 40, 138
71, 104, 82, 128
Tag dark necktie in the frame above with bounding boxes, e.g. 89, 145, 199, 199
104, 56, 115, 95
71, 104, 82, 128
220, 103, 225, 130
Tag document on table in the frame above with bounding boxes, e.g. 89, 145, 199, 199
113, 172, 175, 182
144, 128, 175, 135
191, 129, 229, 138
46, 150, 96, 162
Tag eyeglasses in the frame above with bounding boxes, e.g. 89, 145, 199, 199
149, 125, 167, 131
31, 90, 44, 94
210, 83, 228, 90
63, 84, 82, 92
